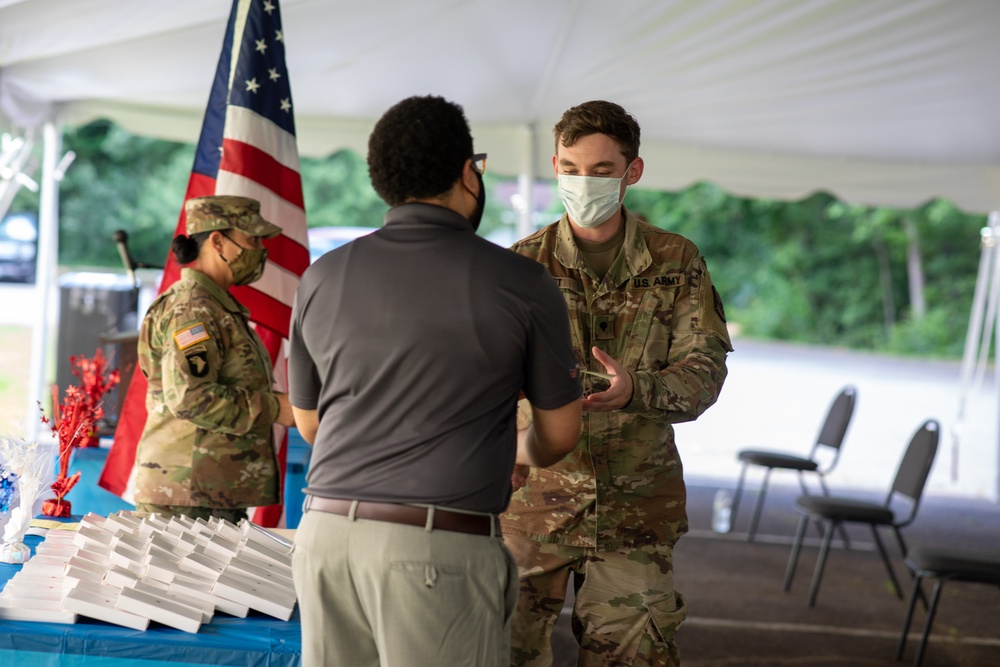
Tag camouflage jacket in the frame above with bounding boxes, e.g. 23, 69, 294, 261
501, 210, 733, 550
135, 268, 281, 508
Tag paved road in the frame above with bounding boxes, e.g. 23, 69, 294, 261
676, 338, 999, 502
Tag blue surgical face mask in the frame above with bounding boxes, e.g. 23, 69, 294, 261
557, 165, 633, 228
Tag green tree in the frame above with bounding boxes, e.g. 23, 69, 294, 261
10, 119, 987, 359
55, 120, 194, 269
628, 183, 985, 358
301, 148, 509, 237
301, 150, 386, 228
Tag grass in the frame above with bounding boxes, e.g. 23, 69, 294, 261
0, 325, 33, 435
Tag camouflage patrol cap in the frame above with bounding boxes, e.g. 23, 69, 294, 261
184, 195, 282, 239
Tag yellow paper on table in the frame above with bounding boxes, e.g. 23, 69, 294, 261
30, 518, 80, 531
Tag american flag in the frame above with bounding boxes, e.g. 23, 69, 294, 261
174, 323, 209, 350
100, 0, 309, 528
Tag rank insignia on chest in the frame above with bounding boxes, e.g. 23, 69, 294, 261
185, 350, 209, 378
594, 314, 615, 340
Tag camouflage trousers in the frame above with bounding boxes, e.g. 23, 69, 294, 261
504, 532, 688, 667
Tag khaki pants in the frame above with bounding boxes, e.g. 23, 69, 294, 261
292, 507, 518, 667
505, 534, 688, 667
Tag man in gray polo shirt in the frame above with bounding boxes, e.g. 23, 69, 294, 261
288, 95, 583, 667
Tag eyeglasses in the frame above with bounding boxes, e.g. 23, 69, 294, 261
221, 229, 263, 250
471, 153, 487, 175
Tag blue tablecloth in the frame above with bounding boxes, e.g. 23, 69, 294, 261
64, 447, 136, 517
65, 431, 313, 529
0, 532, 301, 666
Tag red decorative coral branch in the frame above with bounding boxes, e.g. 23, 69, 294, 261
38, 349, 120, 517
69, 349, 120, 448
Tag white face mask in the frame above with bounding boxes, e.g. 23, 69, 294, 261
557, 166, 632, 229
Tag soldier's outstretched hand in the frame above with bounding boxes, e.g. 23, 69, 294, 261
582, 347, 633, 412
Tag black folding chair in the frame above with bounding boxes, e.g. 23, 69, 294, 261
731, 386, 857, 541
783, 419, 939, 607
895, 545, 1000, 667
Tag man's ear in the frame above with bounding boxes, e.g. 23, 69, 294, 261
462, 158, 479, 191
626, 157, 644, 186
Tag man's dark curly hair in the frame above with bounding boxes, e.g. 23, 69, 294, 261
553, 100, 641, 164
367, 95, 474, 206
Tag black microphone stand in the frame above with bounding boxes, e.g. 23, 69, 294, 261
109, 229, 163, 334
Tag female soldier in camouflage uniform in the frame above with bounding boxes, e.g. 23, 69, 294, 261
133, 195, 296, 523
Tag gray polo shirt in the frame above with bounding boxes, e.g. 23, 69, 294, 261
289, 203, 580, 514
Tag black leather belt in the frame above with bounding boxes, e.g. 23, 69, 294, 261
304, 496, 499, 536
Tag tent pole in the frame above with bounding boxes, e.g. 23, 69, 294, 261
515, 123, 538, 242
955, 215, 996, 479
25, 120, 61, 442
994, 211, 1000, 504
0, 131, 37, 220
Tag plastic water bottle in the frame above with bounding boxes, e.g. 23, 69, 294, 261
712, 489, 732, 533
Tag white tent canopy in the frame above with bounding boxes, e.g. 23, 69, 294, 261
1, 0, 999, 213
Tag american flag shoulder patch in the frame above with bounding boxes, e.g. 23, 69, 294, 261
174, 322, 210, 350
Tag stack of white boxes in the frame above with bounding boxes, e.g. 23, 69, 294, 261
0, 511, 297, 633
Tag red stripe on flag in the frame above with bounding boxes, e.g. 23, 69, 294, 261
221, 138, 304, 208
264, 234, 310, 277
249, 322, 288, 527
99, 371, 147, 496
231, 286, 294, 340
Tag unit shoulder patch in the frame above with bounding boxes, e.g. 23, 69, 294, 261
185, 350, 209, 378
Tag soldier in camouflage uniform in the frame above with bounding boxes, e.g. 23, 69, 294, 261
501, 102, 733, 666
134, 195, 296, 523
